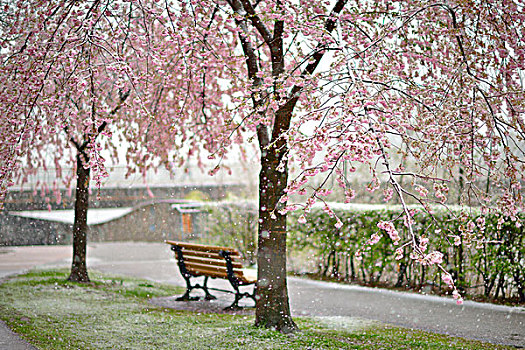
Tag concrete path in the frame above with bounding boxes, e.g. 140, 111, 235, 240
289, 279, 524, 347
0, 319, 36, 350
0, 245, 73, 350
1, 242, 524, 348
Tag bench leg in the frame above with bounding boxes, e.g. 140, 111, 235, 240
224, 287, 256, 310
176, 274, 200, 301
177, 276, 217, 301
224, 292, 242, 310
176, 291, 200, 301
202, 276, 217, 300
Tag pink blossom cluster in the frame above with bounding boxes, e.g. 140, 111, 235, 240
367, 233, 382, 246
394, 248, 404, 260
442, 273, 464, 305
377, 221, 400, 245
411, 251, 444, 266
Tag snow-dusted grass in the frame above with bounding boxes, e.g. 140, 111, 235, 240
0, 270, 513, 350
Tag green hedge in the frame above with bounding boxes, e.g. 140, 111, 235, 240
288, 205, 525, 302
201, 202, 525, 302
201, 202, 258, 266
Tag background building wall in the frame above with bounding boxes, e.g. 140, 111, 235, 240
0, 212, 71, 246
2, 184, 246, 211
1, 200, 205, 246
90, 201, 204, 242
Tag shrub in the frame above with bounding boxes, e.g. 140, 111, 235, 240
201, 202, 258, 265
201, 201, 525, 302
288, 204, 525, 302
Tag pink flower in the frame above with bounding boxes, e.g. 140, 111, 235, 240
344, 188, 356, 202
415, 185, 428, 198
279, 195, 289, 203
452, 290, 463, 305
355, 251, 362, 261
419, 237, 429, 252
383, 188, 393, 202
313, 6, 324, 14
298, 215, 307, 224
370, 233, 381, 244
442, 273, 453, 286
317, 188, 332, 196
476, 217, 485, 228
208, 166, 220, 176
377, 221, 400, 245
428, 251, 443, 264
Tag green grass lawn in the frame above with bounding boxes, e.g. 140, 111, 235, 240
0, 270, 513, 350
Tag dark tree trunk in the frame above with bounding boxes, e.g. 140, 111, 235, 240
225, 0, 348, 333
254, 144, 297, 333
332, 252, 340, 278
68, 153, 90, 283
323, 250, 335, 277
456, 242, 465, 292
395, 262, 407, 287
349, 254, 356, 281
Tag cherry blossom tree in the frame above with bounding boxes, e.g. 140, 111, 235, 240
1, 0, 524, 333
0, 0, 163, 282
138, 0, 524, 331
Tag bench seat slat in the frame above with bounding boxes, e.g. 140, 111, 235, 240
186, 266, 245, 279
184, 261, 246, 275
187, 267, 255, 285
185, 261, 228, 274
176, 249, 243, 263
166, 240, 240, 255
187, 267, 229, 280
184, 256, 244, 269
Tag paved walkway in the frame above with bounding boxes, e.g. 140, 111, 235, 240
1, 242, 524, 348
0, 245, 73, 350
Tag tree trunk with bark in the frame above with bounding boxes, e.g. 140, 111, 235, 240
64, 92, 127, 283
229, 0, 347, 332
68, 152, 90, 282
255, 139, 297, 333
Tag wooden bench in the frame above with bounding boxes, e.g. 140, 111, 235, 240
165, 240, 256, 309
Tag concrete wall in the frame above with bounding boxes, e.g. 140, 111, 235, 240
3, 184, 245, 211
0, 212, 71, 246
90, 201, 204, 242
0, 201, 204, 246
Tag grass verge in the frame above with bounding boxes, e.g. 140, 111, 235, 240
0, 269, 513, 350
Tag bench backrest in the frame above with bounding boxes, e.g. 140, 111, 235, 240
165, 240, 252, 284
